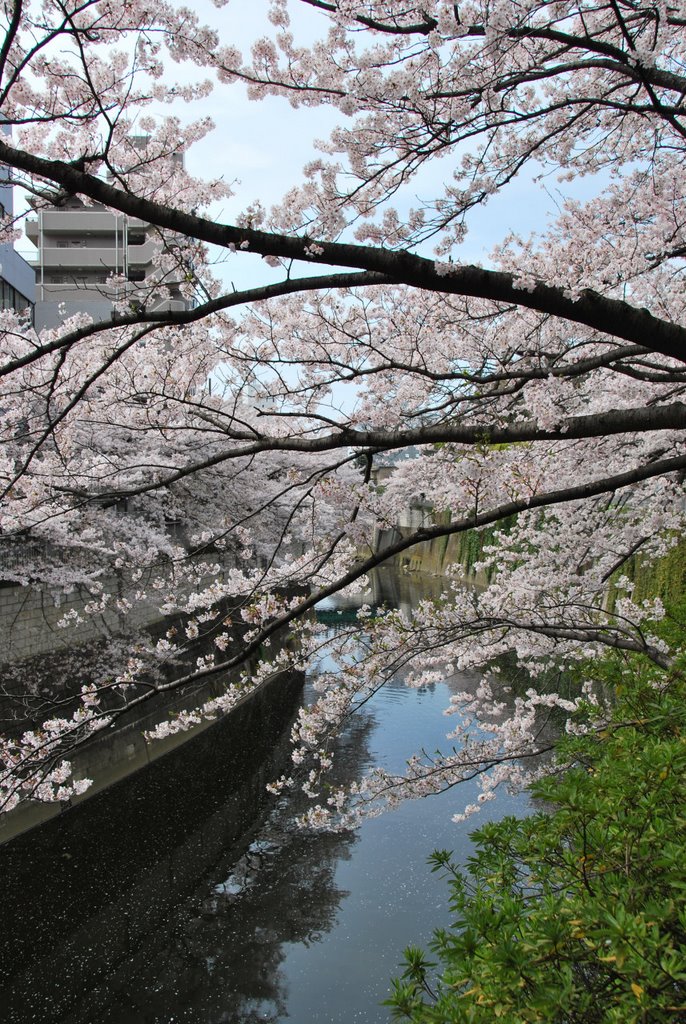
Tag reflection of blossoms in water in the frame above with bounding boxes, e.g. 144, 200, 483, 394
129, 828, 356, 1024
109, 685, 374, 1024
0, 571, 529, 1024
282, 565, 607, 832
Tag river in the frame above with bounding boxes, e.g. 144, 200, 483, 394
0, 568, 530, 1023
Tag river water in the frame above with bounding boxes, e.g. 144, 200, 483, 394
0, 568, 529, 1023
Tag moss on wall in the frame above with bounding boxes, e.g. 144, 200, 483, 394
608, 534, 686, 608
385, 515, 517, 580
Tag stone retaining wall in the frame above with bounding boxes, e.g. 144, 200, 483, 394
0, 555, 230, 663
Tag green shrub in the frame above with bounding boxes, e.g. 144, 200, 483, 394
386, 670, 686, 1023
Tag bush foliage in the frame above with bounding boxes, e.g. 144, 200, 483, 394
387, 660, 686, 1023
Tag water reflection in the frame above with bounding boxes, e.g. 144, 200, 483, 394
79, 713, 376, 1024
0, 669, 305, 1024
317, 564, 448, 621
0, 568, 529, 1024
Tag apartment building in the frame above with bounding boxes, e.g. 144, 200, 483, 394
0, 131, 35, 317
26, 198, 189, 332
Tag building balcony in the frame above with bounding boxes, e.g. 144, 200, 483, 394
125, 239, 158, 265
25, 212, 148, 244
150, 297, 189, 313
31, 242, 155, 269
27, 240, 158, 269
33, 247, 122, 269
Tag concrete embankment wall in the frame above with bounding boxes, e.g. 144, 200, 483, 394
379, 509, 686, 603
0, 651, 289, 845
375, 523, 495, 583
0, 555, 229, 663
0, 664, 304, 1024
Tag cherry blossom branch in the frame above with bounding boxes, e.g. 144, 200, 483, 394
68, 449, 686, 697
48, 401, 686, 505
0, 271, 388, 379
6, 443, 680, 805
1, 138, 684, 361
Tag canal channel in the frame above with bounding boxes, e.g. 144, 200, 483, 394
0, 567, 530, 1022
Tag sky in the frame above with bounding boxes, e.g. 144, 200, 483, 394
168, 1, 605, 283
15, 0, 601, 285
11, 0, 608, 417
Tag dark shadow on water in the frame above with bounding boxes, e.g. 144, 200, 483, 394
0, 568, 525, 1024
83, 711, 374, 1024
0, 668, 312, 1023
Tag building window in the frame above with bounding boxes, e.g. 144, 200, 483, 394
1, 277, 33, 314
127, 232, 146, 246
127, 268, 146, 282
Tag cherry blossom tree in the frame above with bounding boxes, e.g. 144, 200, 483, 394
1, 0, 685, 822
